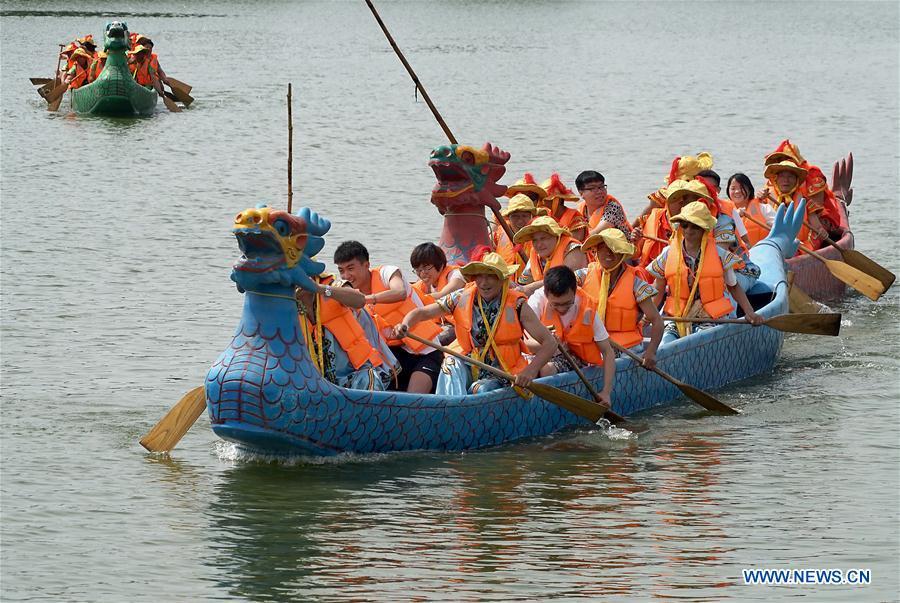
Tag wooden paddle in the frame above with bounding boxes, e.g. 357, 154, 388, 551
741, 209, 884, 301
662, 312, 841, 336
545, 326, 626, 424
166, 77, 192, 94
787, 271, 824, 315
160, 90, 182, 112
404, 332, 617, 425
31, 77, 53, 86
166, 82, 194, 106
640, 233, 669, 245
803, 222, 895, 291
609, 340, 739, 415
139, 386, 206, 453
364, 0, 528, 266
46, 81, 69, 111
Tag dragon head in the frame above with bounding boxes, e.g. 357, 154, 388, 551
104, 21, 130, 51
230, 205, 331, 293
429, 143, 510, 213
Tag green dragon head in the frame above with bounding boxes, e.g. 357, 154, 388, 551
429, 142, 510, 214
104, 21, 130, 51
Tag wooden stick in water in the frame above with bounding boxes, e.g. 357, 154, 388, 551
287, 83, 293, 213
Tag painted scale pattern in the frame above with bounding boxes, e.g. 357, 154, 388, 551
207, 206, 803, 456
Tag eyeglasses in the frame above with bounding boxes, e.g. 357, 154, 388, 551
413, 265, 436, 277
581, 184, 607, 193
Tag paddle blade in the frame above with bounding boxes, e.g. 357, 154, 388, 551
167, 77, 192, 94
31, 77, 53, 85
527, 382, 606, 423
766, 313, 841, 336
673, 381, 739, 415
46, 82, 68, 111
824, 258, 884, 301
168, 85, 194, 106
140, 386, 206, 453
788, 281, 823, 314
161, 93, 182, 113
840, 248, 895, 291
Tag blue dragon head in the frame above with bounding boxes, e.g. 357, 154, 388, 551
230, 205, 331, 293
104, 21, 130, 51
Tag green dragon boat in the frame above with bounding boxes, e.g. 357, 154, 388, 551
70, 21, 157, 116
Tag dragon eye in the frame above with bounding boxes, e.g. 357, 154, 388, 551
461, 151, 475, 165
273, 219, 291, 236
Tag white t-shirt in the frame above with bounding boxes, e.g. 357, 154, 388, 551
527, 288, 610, 342
730, 208, 749, 237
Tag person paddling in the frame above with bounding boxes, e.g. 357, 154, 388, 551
538, 174, 588, 241
296, 273, 397, 391
513, 216, 588, 296
526, 266, 616, 406
578, 229, 663, 367
397, 252, 557, 396
61, 48, 93, 89
492, 193, 547, 280
646, 201, 763, 343
87, 50, 107, 83
127, 44, 164, 96
574, 170, 633, 239
728, 173, 774, 246
334, 241, 443, 394
133, 35, 171, 89
409, 242, 466, 345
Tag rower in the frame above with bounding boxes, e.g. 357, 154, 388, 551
397, 252, 556, 396
409, 242, 465, 345
635, 188, 671, 268
513, 215, 587, 296
61, 48, 93, 89
334, 240, 443, 394
76, 34, 97, 57
296, 273, 397, 390
578, 229, 663, 367
759, 159, 813, 248
87, 51, 107, 83
134, 35, 171, 88
574, 170, 633, 239
697, 169, 752, 249
504, 172, 547, 205
127, 44, 164, 95
802, 165, 845, 248
646, 201, 764, 344
526, 266, 616, 406
538, 173, 588, 241
492, 193, 547, 281
728, 172, 774, 246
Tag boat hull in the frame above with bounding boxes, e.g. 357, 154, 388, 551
70, 55, 157, 116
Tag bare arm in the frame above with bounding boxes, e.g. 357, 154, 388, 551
563, 248, 588, 271
431, 273, 466, 299
516, 303, 557, 387
317, 282, 365, 309
519, 279, 544, 298
395, 303, 446, 338
652, 276, 666, 309
727, 282, 763, 325
596, 338, 616, 406
365, 270, 407, 305
638, 297, 664, 369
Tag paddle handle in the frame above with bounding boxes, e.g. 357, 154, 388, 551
364, 0, 456, 145
405, 332, 514, 382
491, 207, 530, 264
547, 331, 625, 424
663, 315, 750, 326
609, 339, 686, 389
641, 233, 669, 244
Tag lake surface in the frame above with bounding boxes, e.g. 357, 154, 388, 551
1, 1, 898, 600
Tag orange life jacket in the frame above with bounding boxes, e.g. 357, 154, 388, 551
741, 199, 770, 246
664, 235, 734, 320
304, 292, 383, 371
411, 264, 458, 326
577, 195, 626, 230
368, 266, 441, 352
129, 58, 154, 86
68, 64, 88, 89
452, 282, 529, 375
150, 53, 161, 72
493, 229, 531, 281
539, 288, 605, 365
639, 207, 671, 268
527, 234, 580, 281
581, 263, 644, 349
553, 206, 587, 240
87, 58, 105, 83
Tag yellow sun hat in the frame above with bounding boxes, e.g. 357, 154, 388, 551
460, 252, 519, 280
647, 187, 667, 207
764, 139, 806, 167
540, 173, 580, 202
501, 194, 550, 217
665, 152, 714, 184
764, 159, 808, 182
127, 44, 151, 55
581, 228, 635, 256
505, 172, 548, 201
513, 215, 568, 244
664, 178, 714, 206
670, 201, 717, 232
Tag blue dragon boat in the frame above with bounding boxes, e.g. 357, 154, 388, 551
205, 147, 808, 456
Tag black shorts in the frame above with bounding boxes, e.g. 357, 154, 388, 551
390, 346, 443, 393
